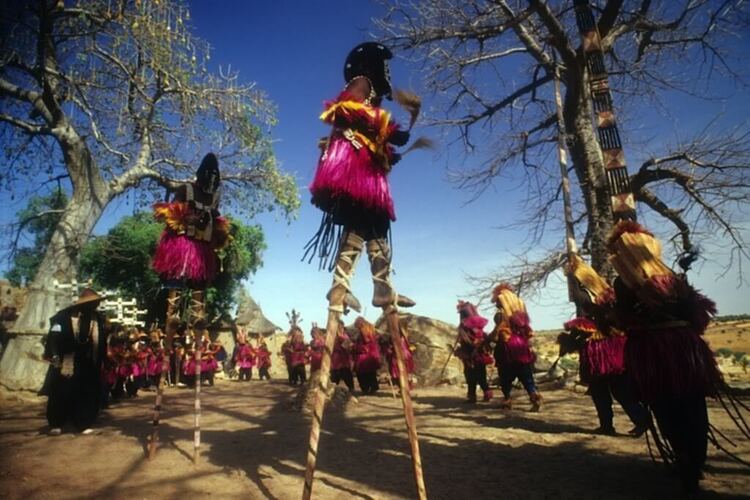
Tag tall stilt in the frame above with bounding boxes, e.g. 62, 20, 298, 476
302, 305, 343, 500
190, 290, 206, 465
385, 308, 427, 500
148, 289, 180, 459
193, 339, 202, 465
303, 233, 427, 499
303, 233, 362, 499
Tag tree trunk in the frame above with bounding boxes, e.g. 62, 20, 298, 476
564, 74, 614, 276
12, 133, 109, 334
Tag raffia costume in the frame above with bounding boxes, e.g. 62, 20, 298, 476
491, 284, 541, 410
301, 43, 427, 500
304, 42, 414, 312
608, 221, 723, 492
152, 153, 230, 328
559, 256, 648, 435
148, 153, 229, 462
456, 301, 493, 403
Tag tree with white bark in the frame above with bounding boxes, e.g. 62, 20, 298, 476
376, 0, 750, 294
0, 0, 299, 333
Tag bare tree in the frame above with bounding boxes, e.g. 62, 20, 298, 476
376, 0, 750, 295
0, 0, 299, 333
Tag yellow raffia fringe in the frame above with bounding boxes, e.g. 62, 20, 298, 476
569, 255, 610, 301
153, 202, 188, 234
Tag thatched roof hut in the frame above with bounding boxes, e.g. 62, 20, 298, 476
235, 291, 280, 336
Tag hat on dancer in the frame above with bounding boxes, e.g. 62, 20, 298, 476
491, 284, 531, 336
456, 300, 488, 331
344, 42, 393, 99
62, 288, 104, 312
196, 152, 220, 194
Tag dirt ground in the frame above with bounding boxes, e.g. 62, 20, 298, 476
0, 380, 748, 500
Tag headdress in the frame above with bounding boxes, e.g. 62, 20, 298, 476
344, 42, 393, 99
491, 284, 526, 318
606, 220, 675, 305
196, 152, 220, 194
607, 220, 717, 330
236, 329, 248, 344
456, 300, 488, 331
355, 316, 377, 340
491, 284, 532, 336
567, 254, 615, 305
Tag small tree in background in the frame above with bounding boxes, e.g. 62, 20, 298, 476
80, 212, 266, 326
5, 189, 68, 286
1, 0, 299, 333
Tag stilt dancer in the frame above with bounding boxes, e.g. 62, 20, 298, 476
302, 42, 426, 499
148, 153, 229, 462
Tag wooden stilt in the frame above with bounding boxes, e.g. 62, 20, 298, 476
148, 290, 179, 459
193, 334, 202, 465
385, 309, 427, 500
302, 305, 342, 500
386, 366, 397, 399
191, 290, 205, 466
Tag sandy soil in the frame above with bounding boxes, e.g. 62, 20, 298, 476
1, 380, 748, 500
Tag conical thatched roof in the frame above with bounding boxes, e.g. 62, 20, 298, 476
235, 291, 280, 336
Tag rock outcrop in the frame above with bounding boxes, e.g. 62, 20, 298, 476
375, 313, 465, 386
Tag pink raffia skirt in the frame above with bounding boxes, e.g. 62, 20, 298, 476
105, 368, 118, 385
183, 359, 196, 376
236, 359, 254, 369
310, 137, 395, 221
147, 356, 163, 377
581, 335, 626, 379
503, 334, 535, 365
389, 338, 415, 379
201, 358, 218, 373
355, 343, 382, 373
152, 231, 217, 282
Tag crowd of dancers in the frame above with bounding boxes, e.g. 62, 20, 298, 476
278, 316, 415, 394
95, 315, 416, 404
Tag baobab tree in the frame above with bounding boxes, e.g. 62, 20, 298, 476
377, 0, 750, 293
0, 0, 299, 333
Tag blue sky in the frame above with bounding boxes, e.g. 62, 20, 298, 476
179, 0, 749, 331
2, 1, 748, 333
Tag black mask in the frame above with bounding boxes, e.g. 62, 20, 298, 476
196, 153, 220, 194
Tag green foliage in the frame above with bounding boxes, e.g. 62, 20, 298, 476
715, 314, 750, 322
558, 357, 579, 372
715, 347, 734, 358
206, 220, 266, 321
5, 190, 67, 286
80, 212, 265, 323
80, 212, 162, 311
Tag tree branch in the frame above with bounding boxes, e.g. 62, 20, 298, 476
0, 113, 48, 135
634, 184, 692, 252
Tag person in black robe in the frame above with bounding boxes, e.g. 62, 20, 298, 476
44, 288, 107, 435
